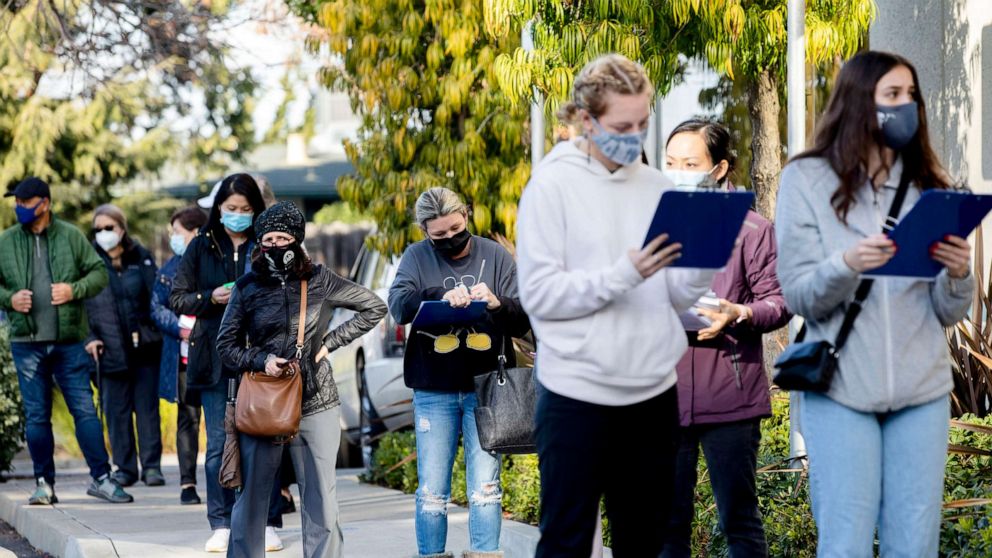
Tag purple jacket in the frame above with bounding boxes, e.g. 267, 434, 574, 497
675, 209, 792, 426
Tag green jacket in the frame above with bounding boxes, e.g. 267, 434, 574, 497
0, 218, 109, 342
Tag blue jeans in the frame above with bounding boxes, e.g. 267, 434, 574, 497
201, 380, 282, 531
413, 390, 502, 555
201, 381, 236, 529
10, 342, 111, 483
802, 392, 949, 558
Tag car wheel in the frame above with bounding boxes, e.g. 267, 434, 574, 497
357, 352, 386, 471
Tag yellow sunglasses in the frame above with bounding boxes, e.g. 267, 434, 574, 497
417, 329, 492, 354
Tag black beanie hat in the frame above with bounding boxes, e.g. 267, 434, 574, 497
255, 201, 305, 242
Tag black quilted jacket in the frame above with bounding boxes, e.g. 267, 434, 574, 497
216, 264, 386, 416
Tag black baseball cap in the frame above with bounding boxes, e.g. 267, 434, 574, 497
4, 177, 51, 200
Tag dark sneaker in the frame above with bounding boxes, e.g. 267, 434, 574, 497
180, 486, 202, 505
279, 492, 296, 514
28, 478, 57, 505
111, 470, 136, 487
87, 475, 134, 504
142, 468, 166, 487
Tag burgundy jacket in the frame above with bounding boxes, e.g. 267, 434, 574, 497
675, 209, 792, 426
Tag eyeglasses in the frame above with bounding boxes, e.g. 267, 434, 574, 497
92, 225, 116, 234
261, 238, 293, 248
417, 329, 492, 354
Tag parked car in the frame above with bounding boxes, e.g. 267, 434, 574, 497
329, 246, 412, 468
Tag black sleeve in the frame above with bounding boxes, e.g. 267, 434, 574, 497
322, 271, 388, 352
216, 284, 267, 373
169, 239, 221, 318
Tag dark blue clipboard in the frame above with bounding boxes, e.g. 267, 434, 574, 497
411, 300, 488, 328
642, 190, 755, 268
866, 190, 992, 279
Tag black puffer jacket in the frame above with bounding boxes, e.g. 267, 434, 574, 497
84, 240, 162, 374
169, 228, 255, 390
216, 264, 387, 416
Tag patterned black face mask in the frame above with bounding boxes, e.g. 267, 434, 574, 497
261, 242, 300, 272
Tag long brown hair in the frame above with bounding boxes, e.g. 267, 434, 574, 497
795, 51, 950, 223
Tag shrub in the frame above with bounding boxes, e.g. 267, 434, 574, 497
0, 323, 25, 473
366, 395, 992, 555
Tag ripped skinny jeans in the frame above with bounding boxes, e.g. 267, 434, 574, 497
413, 390, 502, 555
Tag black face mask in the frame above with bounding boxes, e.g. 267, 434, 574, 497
430, 229, 471, 258
261, 242, 300, 273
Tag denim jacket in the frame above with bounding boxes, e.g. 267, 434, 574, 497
775, 156, 973, 413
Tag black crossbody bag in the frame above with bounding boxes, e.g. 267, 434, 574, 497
773, 173, 911, 392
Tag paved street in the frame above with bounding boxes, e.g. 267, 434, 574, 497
0, 456, 546, 558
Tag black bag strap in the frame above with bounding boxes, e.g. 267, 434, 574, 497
795, 169, 913, 351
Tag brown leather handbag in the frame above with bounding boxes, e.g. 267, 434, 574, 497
235, 280, 306, 440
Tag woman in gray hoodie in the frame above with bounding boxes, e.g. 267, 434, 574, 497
776, 51, 973, 557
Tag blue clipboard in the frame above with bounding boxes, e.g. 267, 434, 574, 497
643, 190, 755, 268
411, 300, 488, 328
866, 190, 992, 279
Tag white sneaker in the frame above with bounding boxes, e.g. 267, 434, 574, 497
265, 526, 284, 552
205, 528, 231, 553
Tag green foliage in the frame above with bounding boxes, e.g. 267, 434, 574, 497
366, 395, 992, 555
0, 324, 24, 473
486, 0, 872, 108
313, 202, 373, 226
485, 0, 874, 217
942, 415, 992, 557
289, 0, 531, 256
0, 0, 256, 228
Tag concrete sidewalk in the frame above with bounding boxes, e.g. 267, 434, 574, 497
0, 456, 546, 558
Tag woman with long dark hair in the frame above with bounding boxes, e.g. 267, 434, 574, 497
169, 174, 285, 552
776, 51, 973, 556
660, 120, 791, 558
217, 201, 386, 558
84, 204, 164, 489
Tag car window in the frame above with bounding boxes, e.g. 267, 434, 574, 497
359, 251, 380, 288
370, 252, 390, 291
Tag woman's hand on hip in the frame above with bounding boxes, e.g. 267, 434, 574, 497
629, 234, 682, 279
932, 235, 971, 278
843, 234, 896, 272
314, 346, 330, 364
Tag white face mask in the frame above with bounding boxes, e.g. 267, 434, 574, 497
664, 165, 720, 190
95, 230, 121, 252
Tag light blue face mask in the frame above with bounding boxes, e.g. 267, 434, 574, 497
220, 210, 253, 233
170, 234, 187, 256
589, 117, 648, 166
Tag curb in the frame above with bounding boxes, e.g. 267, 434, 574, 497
0, 487, 118, 558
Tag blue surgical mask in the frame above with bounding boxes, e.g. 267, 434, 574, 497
15, 200, 43, 225
589, 117, 648, 166
664, 165, 720, 190
220, 210, 253, 233
876, 101, 919, 150
170, 234, 188, 256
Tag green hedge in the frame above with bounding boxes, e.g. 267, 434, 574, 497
0, 323, 25, 473
365, 395, 992, 555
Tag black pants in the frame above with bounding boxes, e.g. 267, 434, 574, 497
100, 359, 162, 481
176, 369, 202, 486
661, 419, 767, 558
535, 384, 679, 558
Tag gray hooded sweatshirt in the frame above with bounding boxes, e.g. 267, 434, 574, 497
775, 156, 973, 413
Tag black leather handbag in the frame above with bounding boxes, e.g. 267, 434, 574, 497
473, 339, 537, 454
774, 173, 911, 392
